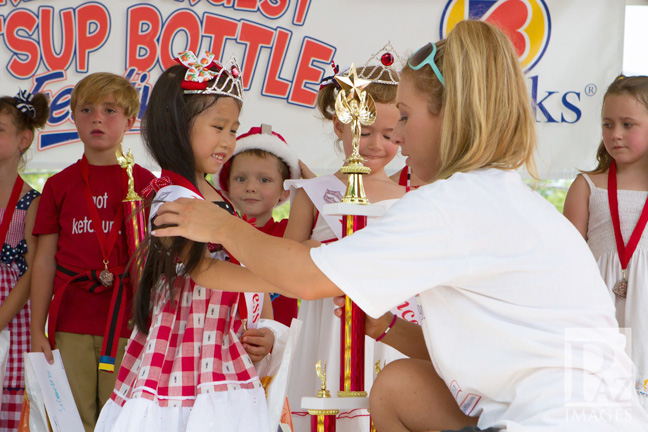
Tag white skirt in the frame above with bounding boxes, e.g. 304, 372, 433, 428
95, 387, 270, 432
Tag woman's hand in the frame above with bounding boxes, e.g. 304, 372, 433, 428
242, 327, 275, 362
152, 198, 236, 243
333, 295, 394, 340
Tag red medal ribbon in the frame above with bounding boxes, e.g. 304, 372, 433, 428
0, 175, 24, 247
80, 155, 125, 273
607, 160, 648, 270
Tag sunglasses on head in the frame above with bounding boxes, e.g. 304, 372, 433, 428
408, 42, 445, 87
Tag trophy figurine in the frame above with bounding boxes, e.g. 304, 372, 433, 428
305, 361, 339, 432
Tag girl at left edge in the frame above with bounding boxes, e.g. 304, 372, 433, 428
0, 90, 49, 431
95, 51, 273, 432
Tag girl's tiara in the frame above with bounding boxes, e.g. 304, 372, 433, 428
175, 50, 244, 102
319, 42, 402, 90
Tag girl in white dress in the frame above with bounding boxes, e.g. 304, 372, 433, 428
283, 51, 422, 431
564, 74, 648, 410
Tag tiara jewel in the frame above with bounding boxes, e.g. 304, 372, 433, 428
358, 41, 401, 86
319, 42, 401, 90
176, 51, 244, 102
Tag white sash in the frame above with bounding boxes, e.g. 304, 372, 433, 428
284, 175, 346, 240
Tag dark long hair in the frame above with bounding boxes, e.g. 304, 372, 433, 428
133, 64, 242, 333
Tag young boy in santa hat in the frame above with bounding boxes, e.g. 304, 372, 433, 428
218, 124, 301, 326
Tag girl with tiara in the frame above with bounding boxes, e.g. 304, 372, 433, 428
95, 52, 272, 432
282, 45, 422, 432
0, 90, 49, 430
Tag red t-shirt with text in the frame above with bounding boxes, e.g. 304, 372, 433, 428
33, 160, 156, 337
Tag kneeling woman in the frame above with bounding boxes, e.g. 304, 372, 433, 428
151, 20, 648, 432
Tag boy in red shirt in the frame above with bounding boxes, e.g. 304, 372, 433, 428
218, 124, 300, 326
30, 73, 155, 432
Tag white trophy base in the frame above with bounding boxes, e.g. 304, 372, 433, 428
301, 396, 370, 411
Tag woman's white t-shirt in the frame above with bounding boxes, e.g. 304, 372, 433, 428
310, 168, 648, 431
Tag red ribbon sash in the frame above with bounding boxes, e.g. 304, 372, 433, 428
80, 156, 125, 267
0, 175, 24, 247
607, 160, 648, 270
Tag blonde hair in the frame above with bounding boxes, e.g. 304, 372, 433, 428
587, 75, 648, 174
70, 72, 140, 118
403, 20, 537, 180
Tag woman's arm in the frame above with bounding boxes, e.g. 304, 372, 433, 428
563, 175, 590, 240
0, 197, 39, 330
333, 297, 430, 361
283, 188, 316, 242
154, 198, 342, 299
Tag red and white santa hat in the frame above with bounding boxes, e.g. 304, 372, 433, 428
218, 124, 301, 199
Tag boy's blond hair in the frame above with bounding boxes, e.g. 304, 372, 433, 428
70, 72, 140, 118
402, 20, 538, 180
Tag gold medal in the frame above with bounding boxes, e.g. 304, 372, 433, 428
613, 278, 628, 299
99, 260, 114, 287
612, 269, 628, 299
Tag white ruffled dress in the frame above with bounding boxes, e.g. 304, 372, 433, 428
583, 173, 648, 409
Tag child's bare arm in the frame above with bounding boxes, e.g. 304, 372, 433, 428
261, 293, 273, 319
30, 232, 58, 363
283, 188, 316, 243
0, 197, 39, 331
563, 175, 590, 240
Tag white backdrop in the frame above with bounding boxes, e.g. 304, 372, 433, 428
0, 0, 625, 179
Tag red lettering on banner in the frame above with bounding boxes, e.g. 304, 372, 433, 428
293, 0, 311, 26
202, 14, 239, 60
159, 10, 201, 70
5, 10, 39, 78
76, 3, 110, 72
0, 16, 4, 38
260, 0, 289, 19
40, 7, 75, 72
234, 0, 258, 12
238, 20, 274, 89
262, 28, 291, 98
126, 5, 162, 72
207, 0, 235, 7
289, 38, 335, 107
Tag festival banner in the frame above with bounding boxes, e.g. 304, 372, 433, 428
0, 0, 625, 179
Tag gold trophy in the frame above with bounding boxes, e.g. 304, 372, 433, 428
116, 144, 146, 265
306, 361, 339, 432
333, 64, 376, 398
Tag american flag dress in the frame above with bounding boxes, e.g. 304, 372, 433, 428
0, 189, 39, 432
95, 184, 270, 432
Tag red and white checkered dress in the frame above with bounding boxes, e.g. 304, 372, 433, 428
0, 189, 38, 432
96, 184, 270, 432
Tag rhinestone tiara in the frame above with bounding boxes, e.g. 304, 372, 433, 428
176, 51, 243, 102
320, 42, 402, 89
